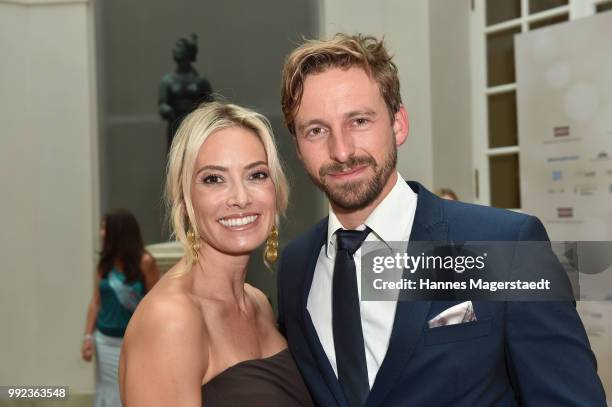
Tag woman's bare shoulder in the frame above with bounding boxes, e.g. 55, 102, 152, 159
121, 288, 208, 406
134, 291, 200, 328
125, 262, 206, 349
121, 268, 208, 402
132, 274, 201, 328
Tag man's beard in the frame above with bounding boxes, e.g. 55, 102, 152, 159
311, 145, 397, 211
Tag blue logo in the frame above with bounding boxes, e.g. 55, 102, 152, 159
552, 170, 562, 182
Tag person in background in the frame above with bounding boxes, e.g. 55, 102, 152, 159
82, 209, 160, 407
435, 187, 458, 201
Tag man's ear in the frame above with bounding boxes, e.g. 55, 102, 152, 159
393, 105, 409, 147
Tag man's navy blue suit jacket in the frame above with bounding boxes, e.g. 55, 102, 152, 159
277, 181, 606, 406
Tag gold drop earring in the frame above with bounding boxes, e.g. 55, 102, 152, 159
187, 229, 201, 261
264, 225, 279, 264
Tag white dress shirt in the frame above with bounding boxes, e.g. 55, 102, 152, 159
306, 173, 418, 388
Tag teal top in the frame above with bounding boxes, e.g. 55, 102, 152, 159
96, 268, 144, 337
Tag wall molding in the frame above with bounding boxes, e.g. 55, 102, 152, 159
0, 0, 89, 5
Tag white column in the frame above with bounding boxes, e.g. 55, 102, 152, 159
0, 0, 98, 394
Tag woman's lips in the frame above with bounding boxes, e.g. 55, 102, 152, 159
217, 214, 260, 230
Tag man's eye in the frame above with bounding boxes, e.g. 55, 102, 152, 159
306, 127, 326, 138
353, 118, 369, 126
250, 171, 269, 180
203, 175, 223, 184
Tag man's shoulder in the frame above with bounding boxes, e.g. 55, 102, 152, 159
277, 218, 327, 292
439, 199, 544, 241
408, 181, 531, 235
443, 198, 525, 222
282, 217, 328, 258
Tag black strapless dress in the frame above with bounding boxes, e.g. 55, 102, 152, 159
201, 348, 314, 406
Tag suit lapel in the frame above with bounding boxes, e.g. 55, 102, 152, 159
366, 182, 449, 407
299, 218, 349, 407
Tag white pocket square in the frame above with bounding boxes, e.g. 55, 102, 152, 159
428, 301, 477, 328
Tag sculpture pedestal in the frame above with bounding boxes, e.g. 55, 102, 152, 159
146, 241, 184, 274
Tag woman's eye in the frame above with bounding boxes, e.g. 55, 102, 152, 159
202, 174, 223, 184
250, 171, 269, 180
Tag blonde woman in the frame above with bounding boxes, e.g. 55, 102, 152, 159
119, 102, 313, 406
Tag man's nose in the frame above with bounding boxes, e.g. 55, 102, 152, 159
328, 130, 355, 163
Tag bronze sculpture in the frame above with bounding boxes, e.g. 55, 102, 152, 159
159, 34, 213, 149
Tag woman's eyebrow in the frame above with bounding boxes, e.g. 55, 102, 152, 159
195, 161, 267, 175
195, 165, 227, 175
245, 160, 268, 170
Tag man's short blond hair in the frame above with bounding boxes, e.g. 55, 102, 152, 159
281, 33, 402, 136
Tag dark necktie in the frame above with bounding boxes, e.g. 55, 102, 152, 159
332, 227, 372, 407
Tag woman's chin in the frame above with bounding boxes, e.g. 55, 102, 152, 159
213, 239, 266, 258
211, 225, 270, 253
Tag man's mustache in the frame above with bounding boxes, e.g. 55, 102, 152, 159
319, 156, 377, 178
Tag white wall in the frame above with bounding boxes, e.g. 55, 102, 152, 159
430, 0, 474, 201
0, 0, 98, 394
318, 0, 434, 189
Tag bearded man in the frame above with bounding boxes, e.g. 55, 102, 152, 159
276, 33, 605, 407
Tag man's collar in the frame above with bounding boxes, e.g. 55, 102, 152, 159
325, 173, 417, 258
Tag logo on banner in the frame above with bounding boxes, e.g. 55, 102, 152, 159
574, 184, 597, 196
591, 151, 610, 162
552, 170, 562, 181
557, 207, 574, 218
575, 170, 596, 178
547, 155, 580, 163
553, 126, 570, 137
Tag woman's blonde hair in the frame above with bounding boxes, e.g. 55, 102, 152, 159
165, 101, 289, 274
